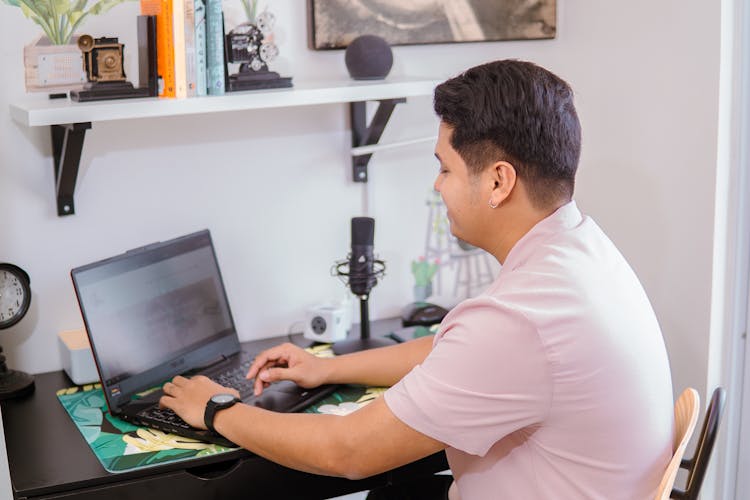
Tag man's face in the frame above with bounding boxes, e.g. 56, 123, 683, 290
433, 122, 485, 244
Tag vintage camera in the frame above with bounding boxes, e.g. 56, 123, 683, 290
78, 35, 126, 83
70, 32, 150, 102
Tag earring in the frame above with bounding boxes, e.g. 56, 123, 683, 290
489, 199, 499, 209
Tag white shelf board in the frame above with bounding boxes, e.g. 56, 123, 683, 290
10, 77, 441, 128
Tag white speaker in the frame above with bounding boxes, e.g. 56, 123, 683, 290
303, 303, 351, 343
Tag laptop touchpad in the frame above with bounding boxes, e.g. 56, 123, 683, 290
253, 391, 298, 412
269, 380, 306, 395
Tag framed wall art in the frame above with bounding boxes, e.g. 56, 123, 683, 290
308, 0, 556, 50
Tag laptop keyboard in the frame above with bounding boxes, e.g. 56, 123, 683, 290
137, 357, 256, 429
210, 359, 254, 398
140, 406, 191, 429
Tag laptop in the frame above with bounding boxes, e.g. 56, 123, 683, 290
71, 229, 337, 448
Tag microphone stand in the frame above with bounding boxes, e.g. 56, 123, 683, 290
332, 293, 397, 355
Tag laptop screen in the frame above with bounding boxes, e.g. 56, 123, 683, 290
72, 230, 240, 409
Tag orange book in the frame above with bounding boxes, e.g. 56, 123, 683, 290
141, 0, 176, 98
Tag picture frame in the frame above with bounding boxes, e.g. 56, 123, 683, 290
307, 0, 556, 50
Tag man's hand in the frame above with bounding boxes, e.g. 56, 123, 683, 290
246, 343, 330, 396
160, 375, 240, 429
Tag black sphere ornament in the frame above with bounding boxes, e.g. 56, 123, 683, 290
345, 35, 393, 80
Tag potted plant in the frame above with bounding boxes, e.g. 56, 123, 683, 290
411, 257, 440, 302
1, 0, 131, 92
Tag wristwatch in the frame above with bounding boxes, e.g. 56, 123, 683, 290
204, 393, 240, 433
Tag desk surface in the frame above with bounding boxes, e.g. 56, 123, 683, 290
2, 330, 447, 499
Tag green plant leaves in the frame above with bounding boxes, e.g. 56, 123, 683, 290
51, 0, 71, 13
1, 0, 133, 44
68, 10, 83, 24
20, 0, 51, 19
87, 0, 125, 15
17, 2, 34, 17
241, 0, 258, 23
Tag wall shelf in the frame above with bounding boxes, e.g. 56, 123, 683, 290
9, 77, 440, 216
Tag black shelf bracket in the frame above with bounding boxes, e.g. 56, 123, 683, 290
350, 98, 406, 182
51, 122, 91, 216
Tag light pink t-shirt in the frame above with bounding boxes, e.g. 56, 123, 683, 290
384, 201, 674, 499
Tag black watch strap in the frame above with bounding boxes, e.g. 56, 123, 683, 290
204, 394, 240, 433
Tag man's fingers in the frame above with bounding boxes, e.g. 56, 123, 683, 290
247, 343, 297, 379
254, 379, 273, 396
254, 369, 275, 396
159, 394, 175, 410
259, 366, 298, 384
249, 346, 285, 371
253, 365, 291, 395
248, 354, 285, 379
163, 381, 175, 395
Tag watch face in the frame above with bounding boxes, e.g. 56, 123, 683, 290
0, 264, 31, 329
212, 393, 236, 404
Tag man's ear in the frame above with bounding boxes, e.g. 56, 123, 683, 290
488, 161, 517, 207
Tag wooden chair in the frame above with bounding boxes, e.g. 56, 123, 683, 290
670, 387, 726, 500
655, 388, 700, 500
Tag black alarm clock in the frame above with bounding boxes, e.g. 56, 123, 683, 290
0, 263, 35, 400
0, 263, 31, 330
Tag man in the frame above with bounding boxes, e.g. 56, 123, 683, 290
160, 60, 674, 499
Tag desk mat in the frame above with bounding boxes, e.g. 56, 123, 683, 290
56, 344, 386, 474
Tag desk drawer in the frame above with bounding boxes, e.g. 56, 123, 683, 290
30, 456, 382, 500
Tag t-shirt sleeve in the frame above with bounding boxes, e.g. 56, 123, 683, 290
384, 297, 552, 457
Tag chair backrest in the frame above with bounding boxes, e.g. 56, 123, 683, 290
671, 387, 727, 500
655, 388, 700, 500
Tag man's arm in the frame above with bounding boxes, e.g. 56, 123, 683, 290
160, 375, 445, 479
247, 335, 434, 394
325, 335, 435, 386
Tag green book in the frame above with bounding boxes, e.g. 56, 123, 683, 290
194, 0, 207, 96
205, 0, 225, 95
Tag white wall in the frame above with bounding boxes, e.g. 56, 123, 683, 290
0, 0, 725, 497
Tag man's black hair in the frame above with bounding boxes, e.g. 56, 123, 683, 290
434, 59, 581, 209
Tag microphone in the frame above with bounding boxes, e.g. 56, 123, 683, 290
331, 217, 393, 354
349, 217, 377, 297
333, 217, 386, 298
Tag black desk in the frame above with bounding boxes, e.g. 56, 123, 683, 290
2, 333, 448, 499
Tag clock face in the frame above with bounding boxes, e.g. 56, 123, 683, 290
0, 264, 31, 329
212, 393, 236, 404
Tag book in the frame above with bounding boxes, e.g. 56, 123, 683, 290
172, 0, 187, 98
137, 15, 158, 96
205, 0, 225, 95
140, 0, 175, 98
194, 0, 208, 96
184, 0, 197, 97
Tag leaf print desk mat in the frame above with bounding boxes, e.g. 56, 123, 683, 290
56, 344, 387, 473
